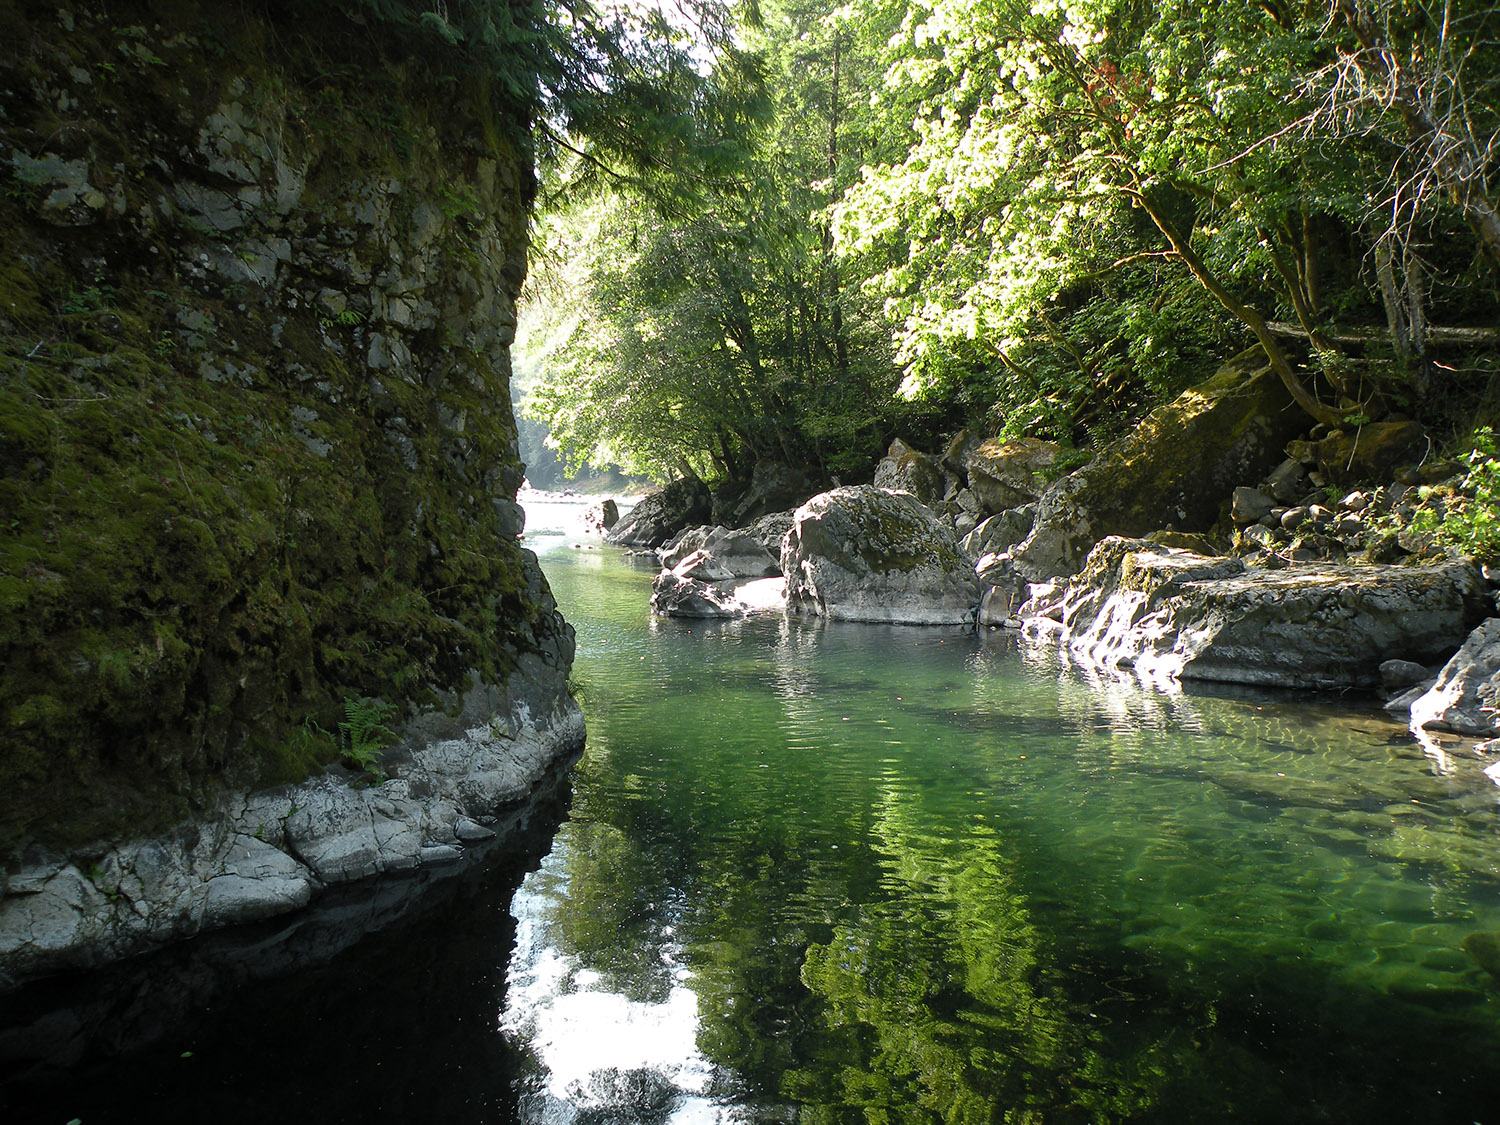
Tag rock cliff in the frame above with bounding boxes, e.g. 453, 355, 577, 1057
0, 1, 581, 982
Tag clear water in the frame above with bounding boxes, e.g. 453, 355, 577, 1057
507, 499, 1500, 1123
5, 498, 1500, 1123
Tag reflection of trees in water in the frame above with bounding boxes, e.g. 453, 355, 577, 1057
786, 783, 1189, 1121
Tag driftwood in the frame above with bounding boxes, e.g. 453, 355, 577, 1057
1266, 321, 1500, 347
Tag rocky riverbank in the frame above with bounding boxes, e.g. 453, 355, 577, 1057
616, 352, 1500, 776
1, 5, 583, 988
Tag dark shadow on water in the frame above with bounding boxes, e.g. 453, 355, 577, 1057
0, 760, 577, 1125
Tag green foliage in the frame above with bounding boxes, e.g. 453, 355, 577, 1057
521, 0, 947, 488
342, 0, 770, 201
337, 697, 400, 783
1409, 429, 1500, 562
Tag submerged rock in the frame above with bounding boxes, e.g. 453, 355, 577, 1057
783, 486, 979, 624
1018, 537, 1482, 689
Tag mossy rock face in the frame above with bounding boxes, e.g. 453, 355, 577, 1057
0, 2, 565, 855
1013, 351, 1307, 580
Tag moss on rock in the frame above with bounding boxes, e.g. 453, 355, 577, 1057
0, 1, 564, 855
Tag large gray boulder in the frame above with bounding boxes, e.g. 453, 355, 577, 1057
782, 486, 980, 624
1012, 352, 1307, 580
606, 477, 712, 548
1019, 537, 1483, 689
1409, 618, 1500, 736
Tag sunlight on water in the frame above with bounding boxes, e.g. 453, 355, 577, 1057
509, 495, 1500, 1122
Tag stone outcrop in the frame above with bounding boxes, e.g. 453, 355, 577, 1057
606, 477, 712, 548
0, 4, 585, 984
1018, 537, 1484, 689
1012, 352, 1307, 579
0, 659, 583, 991
783, 486, 979, 624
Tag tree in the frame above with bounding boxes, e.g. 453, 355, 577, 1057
833, 0, 1498, 436
520, 0, 938, 488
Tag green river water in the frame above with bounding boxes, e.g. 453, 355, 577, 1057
5, 496, 1500, 1123
505, 498, 1500, 1123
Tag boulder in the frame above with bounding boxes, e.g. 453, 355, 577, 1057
960, 506, 1036, 562
1018, 537, 1483, 689
606, 477, 712, 548
1231, 487, 1275, 524
658, 525, 779, 578
745, 511, 795, 559
1264, 457, 1308, 503
650, 570, 744, 618
658, 525, 716, 569
1011, 351, 1307, 580
1408, 618, 1500, 737
872, 439, 946, 505
584, 498, 620, 533
711, 461, 815, 528
1287, 421, 1426, 486
783, 486, 980, 624
960, 437, 1062, 515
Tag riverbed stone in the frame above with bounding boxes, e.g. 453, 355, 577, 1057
783, 486, 979, 624
1018, 537, 1483, 689
1012, 351, 1307, 580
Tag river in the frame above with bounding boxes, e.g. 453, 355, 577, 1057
5, 496, 1500, 1122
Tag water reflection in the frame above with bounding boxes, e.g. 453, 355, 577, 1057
514, 496, 1500, 1121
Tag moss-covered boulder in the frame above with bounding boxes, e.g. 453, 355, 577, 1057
871, 438, 946, 505
0, 2, 577, 859
1012, 351, 1306, 579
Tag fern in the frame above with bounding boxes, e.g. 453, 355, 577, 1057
338, 697, 398, 783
